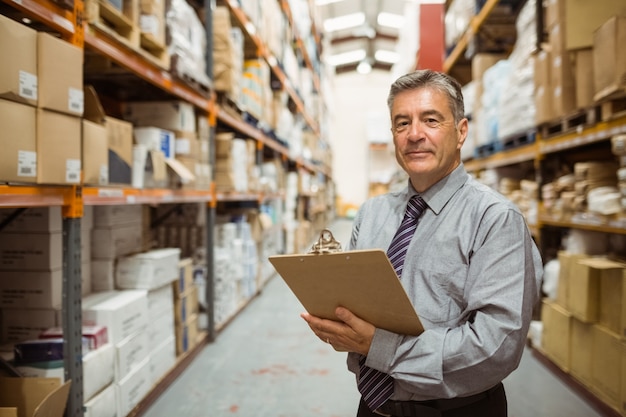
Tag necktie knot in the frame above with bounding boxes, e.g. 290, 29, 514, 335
405, 196, 426, 220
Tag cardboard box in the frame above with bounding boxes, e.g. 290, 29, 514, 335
115, 248, 181, 290
541, 299, 572, 372
122, 100, 196, 132
0, 99, 37, 183
91, 223, 143, 260
593, 16, 626, 101
1, 308, 62, 344
84, 86, 133, 185
148, 335, 176, 385
591, 325, 622, 410
0, 269, 62, 309
548, 0, 626, 50
0, 207, 62, 233
0, 377, 71, 417
569, 258, 605, 323
175, 313, 199, 355
36, 109, 81, 185
147, 283, 174, 317
37, 32, 83, 116
550, 50, 576, 117
556, 251, 589, 310
471, 53, 506, 82
146, 309, 174, 347
0, 14, 37, 106
115, 357, 151, 417
83, 344, 115, 402
82, 119, 109, 185
115, 330, 149, 382
93, 204, 143, 227
174, 258, 195, 297
533, 50, 553, 124
574, 48, 594, 109
569, 318, 594, 387
82, 290, 149, 345
0, 232, 62, 271
174, 285, 198, 324
598, 262, 626, 337
83, 383, 115, 417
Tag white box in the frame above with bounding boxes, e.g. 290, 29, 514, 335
134, 127, 176, 159
116, 248, 181, 290
149, 335, 176, 385
147, 283, 174, 317
146, 310, 175, 347
93, 205, 143, 227
123, 101, 196, 132
83, 343, 115, 401
91, 259, 116, 292
1, 308, 62, 343
0, 207, 62, 233
116, 357, 151, 417
0, 269, 62, 308
84, 384, 117, 417
82, 290, 148, 344
91, 224, 143, 260
0, 232, 62, 270
115, 330, 149, 382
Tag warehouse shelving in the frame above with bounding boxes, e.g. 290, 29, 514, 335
0, 0, 331, 416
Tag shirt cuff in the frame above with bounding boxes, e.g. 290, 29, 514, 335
366, 328, 402, 372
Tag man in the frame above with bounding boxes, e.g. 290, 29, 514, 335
301, 69, 543, 417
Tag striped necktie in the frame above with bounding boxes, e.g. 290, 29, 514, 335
357, 195, 427, 411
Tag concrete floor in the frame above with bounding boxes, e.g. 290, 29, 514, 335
142, 218, 614, 417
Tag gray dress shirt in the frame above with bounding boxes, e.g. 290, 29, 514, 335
346, 164, 543, 401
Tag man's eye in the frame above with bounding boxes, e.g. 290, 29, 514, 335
395, 121, 409, 130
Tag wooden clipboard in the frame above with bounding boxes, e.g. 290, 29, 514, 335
268, 249, 424, 336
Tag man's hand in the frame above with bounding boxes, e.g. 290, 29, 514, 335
301, 307, 376, 355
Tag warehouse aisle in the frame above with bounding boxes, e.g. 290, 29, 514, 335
142, 218, 610, 417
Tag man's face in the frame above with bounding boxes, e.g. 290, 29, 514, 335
390, 87, 467, 192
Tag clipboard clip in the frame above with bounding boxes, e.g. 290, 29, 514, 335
309, 229, 343, 254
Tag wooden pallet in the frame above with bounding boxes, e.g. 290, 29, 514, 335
85, 0, 140, 49
538, 106, 601, 140
599, 95, 626, 122
500, 129, 536, 151
474, 141, 502, 159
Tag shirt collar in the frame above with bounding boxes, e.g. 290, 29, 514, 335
406, 164, 468, 215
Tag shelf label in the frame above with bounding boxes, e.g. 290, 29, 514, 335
68, 88, 84, 115
17, 150, 36, 178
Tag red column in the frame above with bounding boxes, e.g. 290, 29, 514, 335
416, 3, 445, 71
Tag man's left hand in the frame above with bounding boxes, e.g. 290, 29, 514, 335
301, 307, 375, 355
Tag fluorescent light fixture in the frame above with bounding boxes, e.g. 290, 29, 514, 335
375, 49, 400, 64
377, 12, 405, 29
323, 12, 366, 32
326, 49, 366, 66
315, 0, 344, 5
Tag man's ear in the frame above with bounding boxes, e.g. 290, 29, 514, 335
456, 118, 468, 149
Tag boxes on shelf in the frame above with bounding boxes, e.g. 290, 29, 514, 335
590, 324, 622, 411
115, 248, 181, 290
0, 13, 38, 106
0, 232, 62, 270
541, 298, 572, 372
37, 32, 83, 116
1, 308, 62, 344
0, 269, 62, 309
0, 207, 62, 233
148, 335, 176, 385
115, 357, 151, 417
83, 86, 133, 185
84, 383, 115, 417
569, 318, 594, 387
82, 119, 109, 186
593, 15, 626, 102
123, 100, 196, 133
0, 99, 37, 183
36, 109, 81, 185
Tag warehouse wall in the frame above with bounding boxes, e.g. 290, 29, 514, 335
329, 69, 397, 212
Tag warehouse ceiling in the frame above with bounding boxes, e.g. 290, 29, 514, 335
315, 0, 412, 74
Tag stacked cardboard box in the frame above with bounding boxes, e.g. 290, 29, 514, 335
542, 252, 626, 414
174, 258, 200, 355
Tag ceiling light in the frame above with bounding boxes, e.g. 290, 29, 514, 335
375, 50, 400, 64
323, 12, 366, 32
326, 49, 367, 67
357, 59, 372, 74
377, 12, 405, 29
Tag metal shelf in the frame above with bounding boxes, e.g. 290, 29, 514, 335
221, 0, 320, 135
83, 186, 215, 206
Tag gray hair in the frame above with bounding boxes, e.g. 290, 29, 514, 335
387, 69, 465, 123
